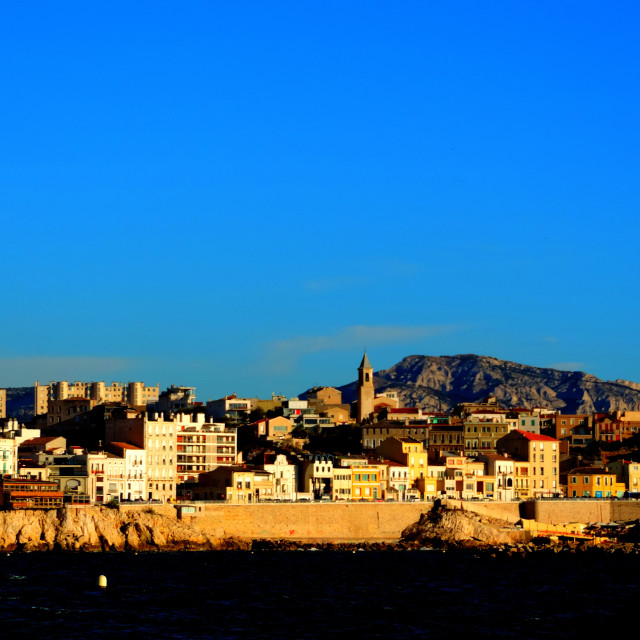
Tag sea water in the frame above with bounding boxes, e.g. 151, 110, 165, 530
0, 550, 637, 638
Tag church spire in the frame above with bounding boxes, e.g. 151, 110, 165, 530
359, 351, 372, 370
357, 351, 374, 424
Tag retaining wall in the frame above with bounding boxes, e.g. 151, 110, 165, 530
182, 502, 431, 543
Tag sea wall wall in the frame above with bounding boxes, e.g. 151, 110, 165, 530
182, 502, 431, 543
531, 499, 640, 525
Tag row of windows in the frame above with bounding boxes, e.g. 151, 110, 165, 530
570, 475, 613, 485
354, 473, 378, 482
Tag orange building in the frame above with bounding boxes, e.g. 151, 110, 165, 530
567, 467, 625, 498
350, 464, 385, 500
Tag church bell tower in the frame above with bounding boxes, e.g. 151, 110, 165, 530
357, 351, 374, 424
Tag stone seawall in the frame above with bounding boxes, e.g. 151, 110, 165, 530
532, 499, 640, 525
183, 502, 431, 543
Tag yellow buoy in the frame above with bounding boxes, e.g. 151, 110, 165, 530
97, 575, 107, 589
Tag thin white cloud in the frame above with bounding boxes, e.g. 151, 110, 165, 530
263, 324, 458, 373
542, 336, 558, 343
0, 356, 133, 387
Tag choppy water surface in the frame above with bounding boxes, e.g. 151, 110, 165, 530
0, 550, 638, 638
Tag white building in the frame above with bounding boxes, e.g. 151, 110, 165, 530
0, 438, 18, 476
108, 442, 146, 501
262, 454, 297, 500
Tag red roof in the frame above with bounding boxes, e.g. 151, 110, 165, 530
20, 437, 60, 446
514, 430, 557, 442
110, 442, 142, 450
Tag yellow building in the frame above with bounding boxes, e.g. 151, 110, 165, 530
568, 467, 625, 498
0, 389, 6, 419
607, 460, 640, 495
376, 437, 434, 498
350, 464, 385, 500
193, 466, 273, 503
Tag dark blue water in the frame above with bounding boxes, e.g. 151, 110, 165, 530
0, 550, 638, 638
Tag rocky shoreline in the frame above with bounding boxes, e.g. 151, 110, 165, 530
1, 503, 639, 554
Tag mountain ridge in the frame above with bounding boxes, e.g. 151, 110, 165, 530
335, 354, 640, 414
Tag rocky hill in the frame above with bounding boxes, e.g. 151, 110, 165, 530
337, 354, 640, 414
2, 387, 34, 420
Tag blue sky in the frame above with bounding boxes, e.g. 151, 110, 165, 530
2, 2, 639, 401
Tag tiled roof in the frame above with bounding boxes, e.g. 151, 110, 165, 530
570, 466, 611, 475
110, 442, 143, 450
514, 430, 557, 442
20, 437, 60, 446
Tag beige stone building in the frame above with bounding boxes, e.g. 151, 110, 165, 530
35, 380, 160, 417
0, 389, 6, 419
105, 410, 237, 502
251, 416, 294, 441
306, 386, 342, 407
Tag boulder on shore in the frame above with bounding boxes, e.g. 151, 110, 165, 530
401, 502, 530, 548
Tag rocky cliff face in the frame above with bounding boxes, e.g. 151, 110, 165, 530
0, 507, 244, 552
338, 354, 640, 414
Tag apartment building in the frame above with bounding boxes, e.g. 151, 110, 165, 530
477, 453, 516, 501
553, 414, 592, 445
497, 430, 560, 499
105, 409, 237, 501
607, 459, 640, 495
35, 380, 160, 417
107, 442, 146, 501
464, 414, 512, 458
0, 438, 18, 476
376, 437, 432, 498
176, 417, 237, 483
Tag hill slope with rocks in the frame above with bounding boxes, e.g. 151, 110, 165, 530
337, 354, 640, 414
2, 387, 34, 420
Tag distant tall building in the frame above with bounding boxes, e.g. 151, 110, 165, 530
0, 389, 6, 419
357, 352, 374, 424
34, 380, 160, 418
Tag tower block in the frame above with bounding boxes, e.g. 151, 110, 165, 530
357, 352, 375, 424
